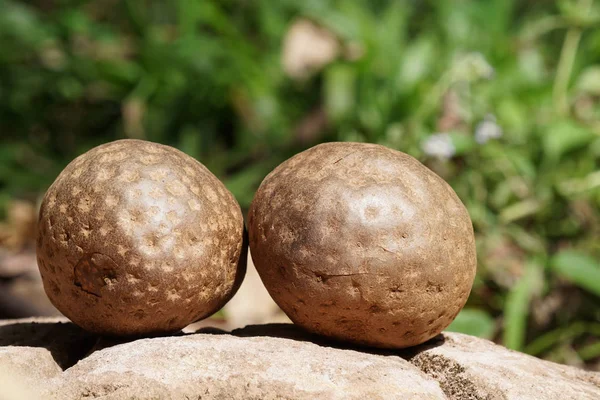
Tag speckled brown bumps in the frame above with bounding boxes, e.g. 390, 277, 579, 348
248, 142, 476, 348
36, 139, 247, 336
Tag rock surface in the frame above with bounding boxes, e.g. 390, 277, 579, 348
406, 331, 600, 400
0, 318, 598, 400
52, 332, 445, 400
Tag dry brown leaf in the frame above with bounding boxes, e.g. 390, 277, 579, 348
122, 98, 146, 139
282, 19, 340, 80
0, 251, 38, 278
0, 200, 37, 251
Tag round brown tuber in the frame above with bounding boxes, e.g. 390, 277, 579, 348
36, 139, 246, 336
248, 142, 476, 348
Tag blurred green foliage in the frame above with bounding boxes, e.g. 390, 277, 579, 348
0, 0, 599, 368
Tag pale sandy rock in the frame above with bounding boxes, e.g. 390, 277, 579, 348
0, 317, 97, 370
0, 348, 61, 399
0, 347, 62, 380
0, 317, 93, 400
0, 316, 69, 326
1, 319, 599, 400
47, 330, 446, 400
407, 332, 600, 400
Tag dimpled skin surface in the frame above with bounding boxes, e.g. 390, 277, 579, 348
249, 142, 476, 348
36, 140, 247, 336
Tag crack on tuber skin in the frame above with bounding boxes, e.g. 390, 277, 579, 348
332, 150, 359, 165
378, 246, 395, 254
315, 272, 374, 282
296, 265, 379, 283
248, 142, 477, 348
37, 139, 247, 335
74, 253, 119, 297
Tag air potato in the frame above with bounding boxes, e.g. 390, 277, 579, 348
248, 142, 476, 348
36, 139, 246, 336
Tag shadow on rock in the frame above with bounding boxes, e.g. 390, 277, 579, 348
0, 320, 97, 370
224, 323, 446, 359
0, 319, 448, 371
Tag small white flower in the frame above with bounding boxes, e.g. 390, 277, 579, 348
453, 52, 495, 82
475, 114, 503, 144
422, 133, 456, 159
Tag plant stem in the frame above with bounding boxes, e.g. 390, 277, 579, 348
524, 322, 600, 356
524, 16, 568, 42
552, 0, 593, 116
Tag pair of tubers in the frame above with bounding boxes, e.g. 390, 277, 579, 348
37, 140, 476, 349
